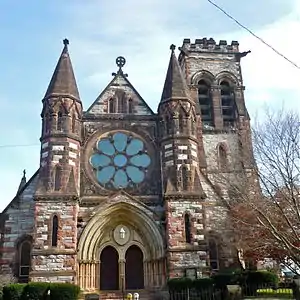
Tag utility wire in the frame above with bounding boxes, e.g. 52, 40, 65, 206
207, 0, 300, 70
0, 1, 298, 150
0, 144, 39, 149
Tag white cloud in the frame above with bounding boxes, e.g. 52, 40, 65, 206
68, 0, 300, 116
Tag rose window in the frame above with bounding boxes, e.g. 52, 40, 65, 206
89, 132, 151, 189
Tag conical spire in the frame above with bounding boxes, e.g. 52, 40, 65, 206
17, 169, 27, 194
44, 39, 80, 100
160, 44, 190, 103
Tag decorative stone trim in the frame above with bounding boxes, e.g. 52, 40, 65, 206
30, 270, 76, 277
34, 195, 79, 202
32, 249, 76, 255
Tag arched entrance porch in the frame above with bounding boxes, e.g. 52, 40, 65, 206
77, 199, 166, 293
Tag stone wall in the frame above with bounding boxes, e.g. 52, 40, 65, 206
0, 171, 38, 276
203, 132, 241, 171
165, 199, 207, 277
31, 200, 78, 282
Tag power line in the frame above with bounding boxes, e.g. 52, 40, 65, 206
207, 0, 300, 70
0, 144, 39, 149
0, 2, 298, 150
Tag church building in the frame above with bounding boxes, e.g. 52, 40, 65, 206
0, 37, 254, 297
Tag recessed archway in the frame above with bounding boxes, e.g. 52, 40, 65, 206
125, 245, 144, 290
100, 246, 119, 290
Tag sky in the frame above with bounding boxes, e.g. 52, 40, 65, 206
0, 0, 299, 211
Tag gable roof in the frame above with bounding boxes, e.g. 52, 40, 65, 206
85, 68, 155, 116
0, 169, 39, 215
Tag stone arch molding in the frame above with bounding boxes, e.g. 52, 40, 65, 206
77, 195, 164, 261
191, 70, 215, 85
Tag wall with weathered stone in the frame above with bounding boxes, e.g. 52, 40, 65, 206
203, 132, 241, 171
179, 38, 242, 86
165, 198, 206, 277
31, 200, 78, 283
0, 172, 38, 276
86, 74, 153, 116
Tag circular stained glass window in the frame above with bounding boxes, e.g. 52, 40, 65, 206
89, 132, 151, 189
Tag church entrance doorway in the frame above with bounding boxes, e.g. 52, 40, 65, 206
100, 246, 119, 290
125, 245, 144, 290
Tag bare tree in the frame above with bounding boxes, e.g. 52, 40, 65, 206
221, 107, 300, 273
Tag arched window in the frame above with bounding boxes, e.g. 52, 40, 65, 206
179, 116, 184, 133
182, 165, 189, 191
218, 144, 228, 170
71, 113, 76, 133
57, 107, 64, 131
198, 80, 213, 126
54, 166, 62, 191
184, 213, 192, 244
191, 115, 196, 136
166, 116, 171, 135
128, 99, 133, 114
52, 215, 58, 247
44, 113, 50, 134
119, 94, 126, 113
19, 240, 31, 282
220, 81, 236, 127
209, 239, 219, 270
109, 99, 115, 113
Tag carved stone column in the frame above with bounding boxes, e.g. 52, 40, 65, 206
211, 86, 223, 129
79, 260, 98, 292
144, 260, 148, 288
95, 261, 100, 290
119, 259, 125, 291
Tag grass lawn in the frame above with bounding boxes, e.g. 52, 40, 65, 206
256, 288, 293, 298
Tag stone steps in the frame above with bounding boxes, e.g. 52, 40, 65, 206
99, 290, 151, 300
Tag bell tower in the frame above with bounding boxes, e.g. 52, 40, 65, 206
32, 39, 82, 282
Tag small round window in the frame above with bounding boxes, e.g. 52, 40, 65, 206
89, 132, 151, 189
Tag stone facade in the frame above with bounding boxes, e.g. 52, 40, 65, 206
0, 37, 254, 297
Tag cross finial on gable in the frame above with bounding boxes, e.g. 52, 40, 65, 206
63, 38, 69, 46
170, 44, 176, 52
112, 56, 128, 77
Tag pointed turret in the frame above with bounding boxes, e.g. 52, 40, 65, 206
17, 169, 26, 194
158, 44, 205, 195
44, 39, 80, 101
36, 39, 82, 196
160, 44, 191, 104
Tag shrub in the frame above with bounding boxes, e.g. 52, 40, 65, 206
193, 278, 214, 290
0, 275, 16, 300
20, 282, 49, 300
3, 284, 25, 300
240, 271, 279, 297
49, 283, 81, 300
242, 271, 279, 286
212, 273, 240, 287
167, 278, 193, 291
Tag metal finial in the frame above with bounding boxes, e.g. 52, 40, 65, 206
63, 38, 69, 46
112, 56, 128, 77
23, 169, 26, 178
170, 44, 176, 52
116, 56, 126, 69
